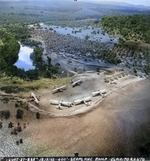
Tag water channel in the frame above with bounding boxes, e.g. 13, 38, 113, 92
15, 24, 119, 72
14, 44, 34, 71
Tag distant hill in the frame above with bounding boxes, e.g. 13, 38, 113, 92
80, 0, 150, 8
0, 0, 150, 25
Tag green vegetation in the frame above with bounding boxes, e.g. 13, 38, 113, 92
36, 112, 40, 119
101, 14, 150, 43
0, 23, 59, 81
0, 1, 102, 26
0, 1, 147, 28
3, 24, 30, 41
0, 30, 20, 71
124, 40, 140, 48
46, 19, 95, 28
112, 43, 150, 75
85, 35, 90, 40
30, 46, 60, 79
101, 14, 150, 75
2, 46, 60, 81
104, 70, 115, 75
0, 110, 10, 119
0, 76, 71, 93
142, 47, 150, 74
16, 109, 24, 119
0, 39, 3, 46
0, 29, 35, 80
3, 23, 42, 46
102, 48, 121, 64
0, 0, 150, 90
87, 42, 121, 64
143, 65, 150, 75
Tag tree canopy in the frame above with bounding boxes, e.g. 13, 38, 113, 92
0, 30, 20, 71
100, 14, 150, 43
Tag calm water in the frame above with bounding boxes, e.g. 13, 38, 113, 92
39, 23, 118, 47
16, 25, 118, 71
38, 24, 116, 73
14, 44, 34, 71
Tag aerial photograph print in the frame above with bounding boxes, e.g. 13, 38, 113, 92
0, 0, 150, 158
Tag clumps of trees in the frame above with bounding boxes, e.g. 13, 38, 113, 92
3, 24, 42, 47
93, 19, 99, 24
141, 47, 150, 75
85, 35, 90, 40
100, 14, 150, 43
100, 14, 150, 75
0, 25, 45, 80
0, 30, 20, 71
30, 46, 60, 79
103, 50, 121, 65
3, 24, 31, 42
0, 24, 60, 80
143, 65, 150, 75
22, 39, 42, 47
0, 110, 10, 119
30, 46, 44, 70
16, 109, 24, 119
1, 45, 60, 80
36, 112, 40, 119
11, 46, 60, 80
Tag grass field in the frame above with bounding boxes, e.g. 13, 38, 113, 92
124, 40, 141, 47
0, 76, 72, 93
124, 40, 150, 48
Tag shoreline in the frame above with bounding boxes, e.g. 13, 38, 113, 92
16, 27, 148, 118
27, 72, 144, 117
29, 25, 120, 74
0, 76, 149, 157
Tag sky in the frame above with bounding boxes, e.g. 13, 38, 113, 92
79, 0, 150, 6
0, 0, 150, 7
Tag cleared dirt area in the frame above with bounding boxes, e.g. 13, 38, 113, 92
23, 78, 150, 157
1, 71, 149, 157
1, 78, 150, 157
27, 70, 142, 116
